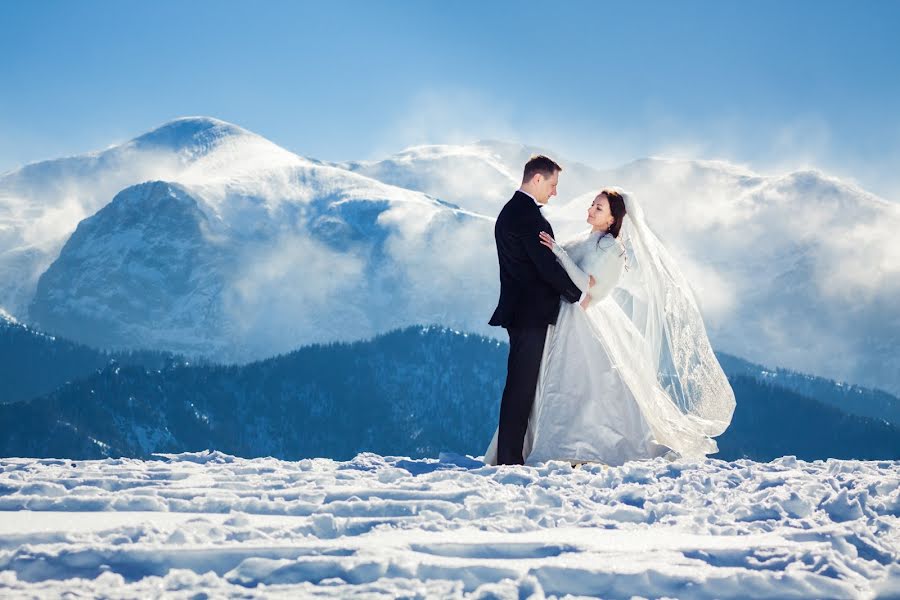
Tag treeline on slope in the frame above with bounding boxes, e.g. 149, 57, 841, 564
715, 376, 900, 462
0, 328, 503, 460
716, 352, 900, 426
7, 314, 896, 428
0, 317, 189, 404
0, 326, 897, 462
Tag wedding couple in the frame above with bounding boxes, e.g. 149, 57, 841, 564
483, 155, 736, 467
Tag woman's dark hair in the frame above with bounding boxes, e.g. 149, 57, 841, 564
599, 189, 627, 238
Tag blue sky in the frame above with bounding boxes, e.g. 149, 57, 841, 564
2, 0, 899, 198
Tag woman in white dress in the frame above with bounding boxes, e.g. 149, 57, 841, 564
483, 189, 735, 466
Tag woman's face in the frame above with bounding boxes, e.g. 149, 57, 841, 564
587, 194, 614, 231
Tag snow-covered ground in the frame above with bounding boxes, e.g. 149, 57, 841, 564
0, 451, 897, 598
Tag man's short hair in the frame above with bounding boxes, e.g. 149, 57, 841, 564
522, 155, 562, 184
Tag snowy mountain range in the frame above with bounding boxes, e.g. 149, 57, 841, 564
339, 139, 611, 215
6, 118, 497, 361
0, 118, 249, 318
350, 143, 900, 397
2, 116, 899, 395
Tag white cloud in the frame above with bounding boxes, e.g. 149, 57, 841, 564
223, 233, 366, 346
371, 88, 519, 160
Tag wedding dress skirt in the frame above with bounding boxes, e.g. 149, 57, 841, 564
484, 296, 673, 467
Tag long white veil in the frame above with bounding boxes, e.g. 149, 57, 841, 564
587, 189, 736, 458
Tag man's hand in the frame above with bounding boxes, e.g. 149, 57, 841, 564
580, 293, 592, 309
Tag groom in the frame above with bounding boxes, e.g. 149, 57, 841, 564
489, 155, 584, 465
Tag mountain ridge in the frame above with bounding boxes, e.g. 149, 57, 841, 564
2, 116, 898, 395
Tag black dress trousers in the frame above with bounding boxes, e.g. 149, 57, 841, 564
496, 325, 548, 465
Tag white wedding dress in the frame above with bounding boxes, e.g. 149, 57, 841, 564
483, 192, 735, 467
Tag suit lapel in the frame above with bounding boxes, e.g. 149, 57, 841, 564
513, 191, 543, 219
512, 190, 536, 210
512, 190, 554, 236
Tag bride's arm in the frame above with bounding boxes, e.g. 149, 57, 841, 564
584, 243, 626, 309
553, 244, 592, 293
540, 232, 626, 308
539, 232, 591, 292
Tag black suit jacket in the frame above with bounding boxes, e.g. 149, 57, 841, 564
489, 191, 582, 328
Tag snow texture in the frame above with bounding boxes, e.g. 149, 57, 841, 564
0, 451, 897, 598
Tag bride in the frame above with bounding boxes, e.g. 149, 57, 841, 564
483, 189, 735, 466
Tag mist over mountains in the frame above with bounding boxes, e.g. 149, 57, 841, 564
1, 116, 898, 396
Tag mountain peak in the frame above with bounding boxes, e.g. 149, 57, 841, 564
129, 116, 253, 154
98, 180, 214, 226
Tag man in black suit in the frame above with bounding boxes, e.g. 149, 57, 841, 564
489, 155, 585, 465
